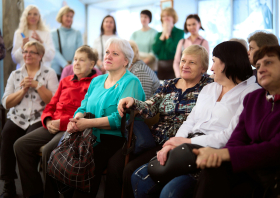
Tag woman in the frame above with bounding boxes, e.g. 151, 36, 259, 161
128, 40, 160, 99
153, 7, 184, 80
173, 14, 209, 78
0, 41, 58, 198
13, 45, 98, 198
92, 15, 118, 73
51, 6, 83, 80
130, 10, 158, 70
193, 45, 280, 198
12, 5, 55, 69
111, 45, 213, 198
46, 38, 145, 198
131, 41, 261, 198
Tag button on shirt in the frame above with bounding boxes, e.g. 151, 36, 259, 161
176, 76, 261, 148
1, 65, 58, 130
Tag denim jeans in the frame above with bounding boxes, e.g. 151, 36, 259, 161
131, 163, 197, 198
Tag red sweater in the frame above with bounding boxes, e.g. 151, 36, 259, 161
41, 74, 97, 131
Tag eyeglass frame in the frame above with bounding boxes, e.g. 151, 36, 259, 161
22, 50, 40, 55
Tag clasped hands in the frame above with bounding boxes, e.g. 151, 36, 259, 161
20, 77, 38, 91
67, 117, 91, 133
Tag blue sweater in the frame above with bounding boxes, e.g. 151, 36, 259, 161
51, 27, 83, 75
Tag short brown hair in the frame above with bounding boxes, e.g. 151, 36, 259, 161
248, 31, 279, 48
56, 6, 75, 24
253, 45, 280, 65
76, 45, 98, 64
160, 7, 178, 24
23, 41, 45, 57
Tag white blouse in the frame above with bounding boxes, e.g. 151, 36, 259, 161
1, 65, 58, 130
176, 76, 261, 149
11, 30, 55, 69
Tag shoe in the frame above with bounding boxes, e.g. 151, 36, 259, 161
0, 180, 17, 198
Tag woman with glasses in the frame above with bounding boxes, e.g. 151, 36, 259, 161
0, 41, 58, 198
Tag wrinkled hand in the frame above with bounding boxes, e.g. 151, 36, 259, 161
31, 30, 43, 43
69, 117, 91, 132
193, 147, 222, 169
66, 121, 79, 133
117, 97, 135, 117
22, 37, 30, 49
157, 145, 175, 166
163, 137, 191, 148
46, 119, 60, 134
20, 77, 33, 90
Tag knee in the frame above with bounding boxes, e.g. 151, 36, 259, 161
41, 143, 54, 161
123, 161, 137, 180
14, 136, 25, 154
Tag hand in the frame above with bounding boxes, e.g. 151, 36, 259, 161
163, 137, 191, 148
46, 119, 60, 134
66, 121, 79, 133
157, 145, 175, 166
20, 77, 33, 90
21, 37, 30, 49
162, 22, 172, 39
31, 30, 43, 43
193, 147, 223, 169
117, 97, 135, 117
69, 117, 91, 132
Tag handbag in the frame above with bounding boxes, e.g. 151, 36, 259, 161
147, 143, 202, 184
47, 112, 97, 192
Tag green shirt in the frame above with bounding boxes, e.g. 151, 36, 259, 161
74, 70, 145, 143
152, 26, 184, 60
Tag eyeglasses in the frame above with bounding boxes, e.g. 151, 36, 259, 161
22, 51, 39, 55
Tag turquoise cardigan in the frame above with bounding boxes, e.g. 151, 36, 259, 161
74, 70, 145, 143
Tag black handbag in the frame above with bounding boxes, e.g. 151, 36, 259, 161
147, 143, 202, 184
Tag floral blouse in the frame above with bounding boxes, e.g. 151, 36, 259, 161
133, 76, 213, 144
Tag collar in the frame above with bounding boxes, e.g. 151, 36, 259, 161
60, 26, 72, 32
266, 91, 280, 102
21, 64, 43, 80
71, 70, 96, 81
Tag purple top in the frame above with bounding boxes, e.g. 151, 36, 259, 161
225, 88, 280, 172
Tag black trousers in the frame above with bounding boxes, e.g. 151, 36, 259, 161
45, 134, 126, 198
0, 119, 42, 180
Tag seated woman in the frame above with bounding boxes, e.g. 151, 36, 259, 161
112, 45, 213, 198
0, 41, 58, 198
128, 40, 160, 99
130, 41, 261, 198
45, 38, 145, 198
193, 45, 280, 198
13, 45, 98, 198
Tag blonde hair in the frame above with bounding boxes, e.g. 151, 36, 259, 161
160, 7, 178, 24
17, 5, 48, 37
56, 6, 75, 24
128, 40, 140, 64
182, 45, 209, 72
23, 41, 45, 63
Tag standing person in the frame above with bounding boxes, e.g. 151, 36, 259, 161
130, 10, 158, 71
173, 14, 209, 78
0, 41, 58, 198
51, 6, 83, 80
11, 5, 55, 69
153, 7, 184, 80
92, 15, 118, 73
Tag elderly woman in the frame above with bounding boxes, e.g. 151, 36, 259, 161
45, 38, 145, 198
193, 45, 280, 197
113, 45, 213, 198
153, 7, 184, 80
131, 41, 261, 198
0, 41, 58, 198
13, 45, 98, 198
128, 40, 160, 99
12, 5, 55, 69
51, 6, 83, 80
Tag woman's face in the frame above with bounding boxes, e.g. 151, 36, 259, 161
27, 8, 40, 26
140, 14, 150, 26
23, 45, 42, 66
180, 54, 206, 82
211, 56, 226, 83
73, 52, 94, 78
186, 18, 200, 35
161, 12, 174, 24
103, 17, 115, 33
103, 44, 128, 72
61, 11, 74, 28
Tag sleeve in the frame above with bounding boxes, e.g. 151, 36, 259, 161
45, 69, 59, 96
152, 32, 163, 57
130, 32, 136, 41
11, 31, 24, 64
42, 31, 55, 64
76, 30, 83, 49
202, 39, 209, 53
173, 39, 184, 78
52, 31, 68, 68
1, 72, 15, 109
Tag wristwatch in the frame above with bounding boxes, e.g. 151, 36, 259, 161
36, 82, 43, 90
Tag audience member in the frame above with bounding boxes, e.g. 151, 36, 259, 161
51, 6, 83, 80
229, 38, 248, 50
153, 7, 184, 80
0, 29, 5, 60
173, 14, 209, 78
113, 45, 213, 198
193, 45, 280, 198
131, 41, 260, 198
11, 5, 55, 69
0, 41, 58, 198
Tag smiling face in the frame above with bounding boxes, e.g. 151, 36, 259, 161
103, 17, 115, 34
103, 44, 128, 72
73, 52, 94, 79
61, 11, 74, 28
211, 56, 227, 83
27, 8, 40, 27
23, 45, 42, 66
186, 18, 200, 35
140, 14, 150, 26
248, 40, 260, 66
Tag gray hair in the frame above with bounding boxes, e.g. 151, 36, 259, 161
229, 38, 248, 50
105, 38, 134, 67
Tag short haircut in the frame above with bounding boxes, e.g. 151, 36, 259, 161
141, 10, 152, 23
248, 31, 279, 48
128, 40, 140, 64
184, 14, 204, 33
229, 38, 248, 51
23, 41, 45, 57
76, 45, 98, 63
213, 41, 253, 84
100, 15, 117, 36
253, 45, 280, 65
56, 6, 75, 24
105, 38, 134, 68
182, 45, 209, 72
160, 7, 178, 24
